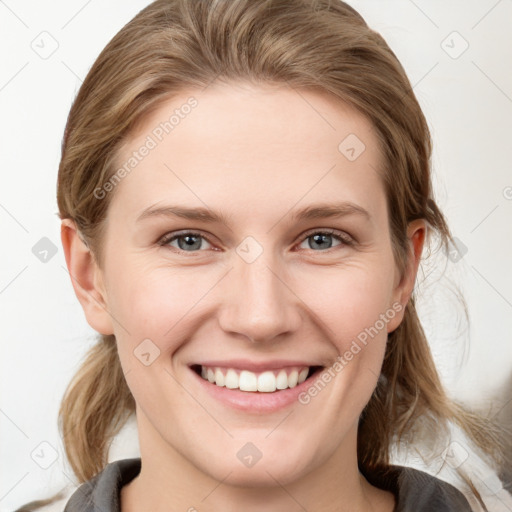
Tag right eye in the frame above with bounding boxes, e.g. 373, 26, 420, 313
157, 231, 215, 253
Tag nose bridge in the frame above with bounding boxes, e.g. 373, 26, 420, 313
218, 237, 301, 343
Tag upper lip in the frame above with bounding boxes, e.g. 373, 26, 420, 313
189, 359, 324, 371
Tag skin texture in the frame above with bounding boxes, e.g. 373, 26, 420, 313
61, 81, 425, 512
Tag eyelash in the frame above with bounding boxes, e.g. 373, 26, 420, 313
157, 228, 355, 255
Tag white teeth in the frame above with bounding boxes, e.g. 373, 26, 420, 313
276, 369, 288, 389
257, 371, 276, 392
288, 370, 299, 388
198, 365, 312, 392
225, 369, 239, 389
239, 370, 258, 391
214, 368, 225, 387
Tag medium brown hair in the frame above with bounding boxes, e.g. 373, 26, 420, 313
19, 0, 505, 509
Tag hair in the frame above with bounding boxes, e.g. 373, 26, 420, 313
18, 0, 506, 510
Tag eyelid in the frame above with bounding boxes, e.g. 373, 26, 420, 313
157, 230, 216, 251
299, 227, 355, 246
157, 228, 355, 253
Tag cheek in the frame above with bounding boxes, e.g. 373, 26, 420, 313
287, 266, 394, 453
106, 260, 204, 344
107, 266, 202, 414
300, 258, 397, 344
297, 261, 395, 393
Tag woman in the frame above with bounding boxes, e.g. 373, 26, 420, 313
16, 0, 508, 510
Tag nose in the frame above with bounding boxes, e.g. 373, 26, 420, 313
217, 249, 303, 344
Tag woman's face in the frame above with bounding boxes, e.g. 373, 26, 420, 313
71, 81, 422, 487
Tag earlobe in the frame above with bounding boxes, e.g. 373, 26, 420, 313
60, 219, 114, 335
387, 219, 427, 333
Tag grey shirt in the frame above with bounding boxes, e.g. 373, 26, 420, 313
62, 457, 473, 511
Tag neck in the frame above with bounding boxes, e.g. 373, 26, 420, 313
120, 411, 394, 512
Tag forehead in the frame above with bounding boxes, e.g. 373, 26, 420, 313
109, 81, 386, 225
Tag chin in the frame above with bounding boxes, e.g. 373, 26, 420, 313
195, 439, 320, 489
214, 459, 309, 489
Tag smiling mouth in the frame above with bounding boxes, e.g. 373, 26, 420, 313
190, 364, 324, 393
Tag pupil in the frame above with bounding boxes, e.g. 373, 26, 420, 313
311, 233, 332, 249
179, 235, 201, 251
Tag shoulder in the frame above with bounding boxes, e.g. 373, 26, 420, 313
364, 464, 473, 512
62, 458, 141, 512
393, 465, 473, 511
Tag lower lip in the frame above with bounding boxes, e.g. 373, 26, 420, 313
188, 366, 323, 413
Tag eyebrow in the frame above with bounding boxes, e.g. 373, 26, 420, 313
136, 201, 371, 225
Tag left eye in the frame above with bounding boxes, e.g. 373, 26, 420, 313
298, 230, 351, 251
158, 229, 352, 253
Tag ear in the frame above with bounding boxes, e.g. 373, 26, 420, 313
60, 219, 114, 335
386, 218, 426, 333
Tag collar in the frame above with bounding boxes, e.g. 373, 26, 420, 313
63, 457, 472, 511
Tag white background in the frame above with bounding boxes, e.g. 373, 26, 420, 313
1, 1, 511, 510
